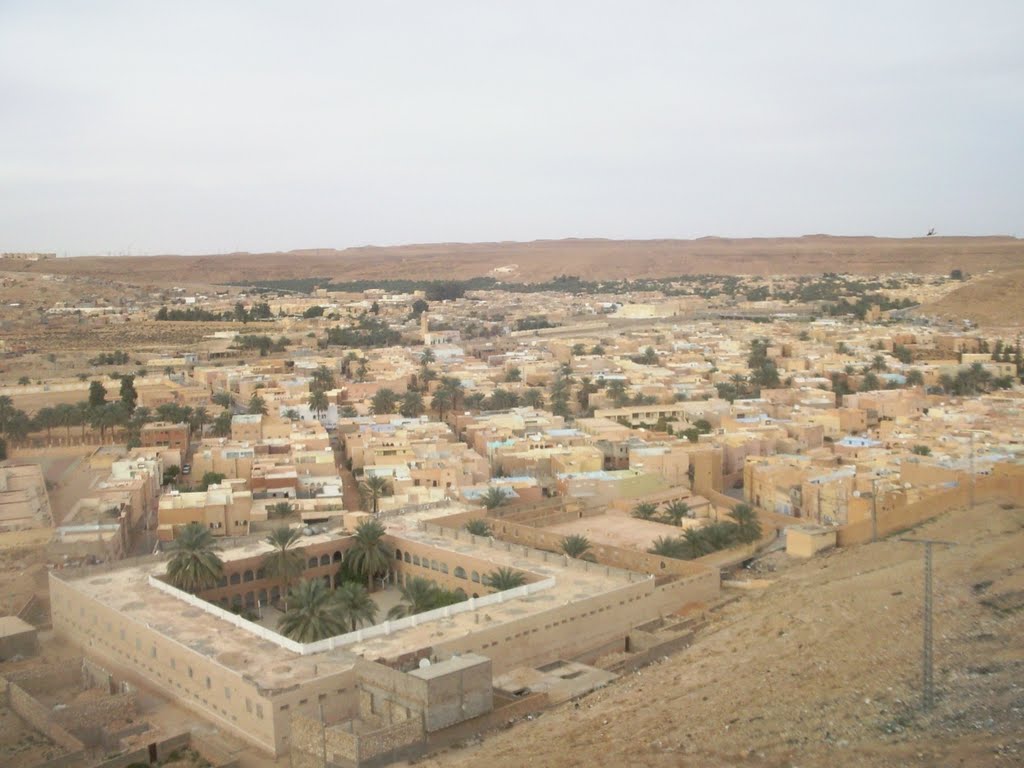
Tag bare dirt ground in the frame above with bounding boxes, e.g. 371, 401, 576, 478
0, 703, 65, 768
416, 500, 1024, 768
7, 236, 1023, 285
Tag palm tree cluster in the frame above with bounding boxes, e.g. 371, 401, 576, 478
647, 504, 763, 561
430, 376, 464, 421
277, 578, 378, 641
935, 362, 1014, 396
0, 392, 216, 451
386, 576, 467, 620
630, 500, 691, 526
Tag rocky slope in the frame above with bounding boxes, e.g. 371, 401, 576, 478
417, 500, 1024, 768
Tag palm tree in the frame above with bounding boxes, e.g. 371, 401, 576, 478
359, 475, 393, 515
262, 526, 305, 606
277, 579, 347, 642
165, 522, 224, 593
560, 534, 593, 560
420, 348, 435, 366
212, 391, 234, 409
312, 365, 336, 392
661, 500, 690, 526
682, 528, 708, 559
308, 389, 329, 419
704, 521, 739, 551
464, 519, 492, 537
34, 406, 57, 445
728, 503, 762, 544
480, 486, 509, 511
347, 518, 390, 592
431, 388, 453, 421
74, 401, 91, 441
55, 402, 77, 444
212, 409, 232, 437
284, 408, 300, 422
400, 390, 424, 418
386, 576, 442, 619
483, 567, 526, 591
370, 388, 398, 415
190, 406, 210, 437
648, 535, 686, 559
248, 393, 268, 415
632, 502, 658, 520
334, 582, 378, 632
521, 388, 545, 409
0, 395, 13, 436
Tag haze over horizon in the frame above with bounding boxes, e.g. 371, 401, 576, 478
2, 1, 1022, 257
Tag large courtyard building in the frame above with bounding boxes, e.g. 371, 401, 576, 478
50, 517, 717, 758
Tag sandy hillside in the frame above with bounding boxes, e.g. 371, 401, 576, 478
7, 236, 1023, 285
920, 269, 1024, 326
416, 501, 1024, 768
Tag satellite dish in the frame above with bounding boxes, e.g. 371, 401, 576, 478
852, 491, 861, 498
418, 658, 431, 669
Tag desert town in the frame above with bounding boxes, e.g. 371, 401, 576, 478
0, 240, 1022, 767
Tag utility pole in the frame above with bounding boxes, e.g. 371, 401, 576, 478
871, 478, 879, 543
901, 538, 955, 711
969, 431, 976, 509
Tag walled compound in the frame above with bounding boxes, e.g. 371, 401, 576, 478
50, 513, 719, 763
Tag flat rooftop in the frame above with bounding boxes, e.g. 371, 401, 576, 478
56, 522, 645, 690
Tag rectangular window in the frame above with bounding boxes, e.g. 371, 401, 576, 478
256, 704, 263, 719
225, 687, 231, 699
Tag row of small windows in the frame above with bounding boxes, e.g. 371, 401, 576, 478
215, 550, 343, 588
63, 604, 265, 720
395, 549, 478, 581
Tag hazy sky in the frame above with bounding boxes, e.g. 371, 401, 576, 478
1, 1, 1022, 256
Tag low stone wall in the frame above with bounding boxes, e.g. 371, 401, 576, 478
93, 732, 191, 768
290, 712, 425, 768
425, 692, 549, 750
358, 717, 425, 767
4, 660, 82, 695
52, 691, 136, 741
4, 678, 86, 753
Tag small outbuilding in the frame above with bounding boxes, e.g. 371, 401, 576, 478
785, 524, 837, 558
0, 615, 39, 660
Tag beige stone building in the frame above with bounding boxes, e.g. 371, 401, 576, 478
156, 484, 252, 540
